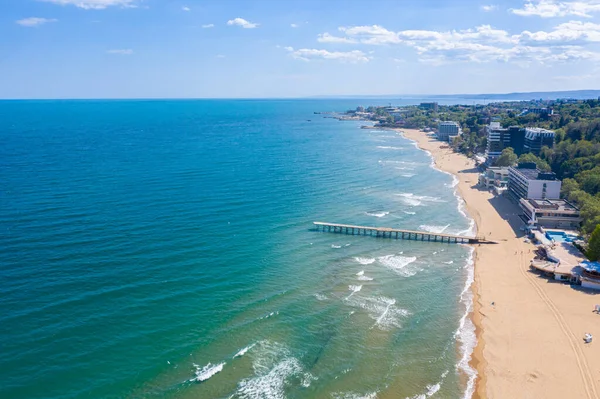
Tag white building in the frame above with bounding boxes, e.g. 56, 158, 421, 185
508, 164, 561, 200
519, 198, 582, 229
478, 167, 509, 189
484, 122, 509, 163
437, 121, 462, 142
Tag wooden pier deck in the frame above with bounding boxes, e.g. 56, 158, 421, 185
313, 222, 494, 244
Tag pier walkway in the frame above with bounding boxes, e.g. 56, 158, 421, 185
313, 222, 494, 244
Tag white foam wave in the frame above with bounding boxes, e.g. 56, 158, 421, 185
405, 370, 449, 399
191, 362, 225, 382
356, 270, 365, 276
377, 254, 419, 277
354, 257, 375, 265
234, 343, 257, 358
358, 275, 374, 281
331, 244, 342, 249
443, 260, 454, 265
400, 173, 416, 178
396, 193, 444, 207
456, 247, 477, 399
235, 341, 314, 398
376, 146, 404, 150
259, 311, 279, 320
347, 295, 409, 330
314, 293, 328, 301
333, 392, 378, 399
403, 211, 416, 215
365, 211, 389, 218
418, 224, 450, 234
346, 285, 362, 299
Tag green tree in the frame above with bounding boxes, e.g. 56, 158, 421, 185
496, 147, 518, 167
518, 153, 551, 171
587, 224, 600, 261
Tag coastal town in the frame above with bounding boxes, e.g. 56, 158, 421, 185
339, 99, 600, 290
332, 99, 600, 398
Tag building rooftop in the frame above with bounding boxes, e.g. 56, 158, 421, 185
527, 199, 580, 211
511, 166, 558, 181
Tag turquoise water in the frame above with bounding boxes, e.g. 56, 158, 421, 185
546, 231, 580, 243
0, 100, 475, 399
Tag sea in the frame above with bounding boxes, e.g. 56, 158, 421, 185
0, 99, 477, 399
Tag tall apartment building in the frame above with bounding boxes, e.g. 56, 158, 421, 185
485, 123, 555, 163
523, 128, 555, 155
437, 121, 462, 142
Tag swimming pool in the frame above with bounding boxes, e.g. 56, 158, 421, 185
546, 231, 580, 243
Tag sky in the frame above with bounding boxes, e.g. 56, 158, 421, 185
2, 0, 600, 98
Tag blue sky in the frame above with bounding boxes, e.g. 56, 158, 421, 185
2, 0, 600, 98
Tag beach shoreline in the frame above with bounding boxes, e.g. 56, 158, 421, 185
398, 127, 600, 399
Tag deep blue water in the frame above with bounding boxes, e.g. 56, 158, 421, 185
0, 99, 475, 399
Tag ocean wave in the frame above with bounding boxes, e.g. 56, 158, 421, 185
259, 311, 279, 320
331, 244, 342, 249
356, 270, 364, 276
365, 210, 389, 218
314, 293, 328, 301
443, 260, 454, 265
358, 275, 374, 281
235, 341, 314, 398
400, 173, 416, 178
234, 343, 257, 358
333, 392, 378, 399
396, 193, 445, 207
347, 295, 409, 330
456, 247, 477, 399
376, 146, 404, 150
354, 257, 375, 265
418, 224, 450, 234
403, 211, 416, 215
190, 362, 225, 382
405, 370, 449, 399
346, 285, 362, 299
377, 254, 419, 277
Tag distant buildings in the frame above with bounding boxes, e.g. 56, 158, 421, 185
485, 122, 555, 163
508, 163, 561, 201
520, 108, 554, 116
419, 102, 438, 112
437, 121, 462, 142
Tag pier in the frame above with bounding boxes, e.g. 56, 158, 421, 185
313, 222, 494, 244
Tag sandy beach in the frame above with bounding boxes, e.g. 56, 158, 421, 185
401, 128, 600, 399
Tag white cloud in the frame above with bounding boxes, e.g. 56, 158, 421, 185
314, 22, 600, 65
510, 0, 600, 18
317, 32, 358, 43
16, 17, 57, 27
39, 0, 139, 9
227, 17, 259, 29
202, 24, 214, 28
182, 6, 190, 11
481, 4, 498, 11
107, 49, 133, 55
285, 47, 371, 63
520, 21, 600, 44
290, 23, 299, 28
216, 54, 226, 58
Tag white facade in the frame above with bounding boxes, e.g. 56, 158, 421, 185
508, 167, 561, 200
437, 121, 462, 142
